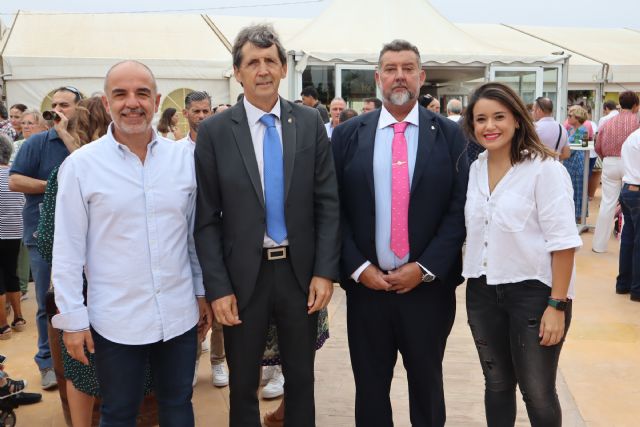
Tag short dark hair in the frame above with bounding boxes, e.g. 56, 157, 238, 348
603, 100, 617, 111
0, 104, 7, 120
184, 91, 211, 109
54, 86, 83, 103
378, 39, 421, 68
300, 86, 319, 100
339, 109, 358, 123
364, 97, 382, 108
419, 94, 435, 108
232, 24, 287, 70
10, 104, 28, 113
619, 91, 639, 110
535, 97, 554, 114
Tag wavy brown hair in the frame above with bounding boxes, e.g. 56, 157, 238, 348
462, 82, 554, 165
72, 97, 111, 146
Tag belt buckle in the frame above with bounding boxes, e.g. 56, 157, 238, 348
267, 247, 286, 260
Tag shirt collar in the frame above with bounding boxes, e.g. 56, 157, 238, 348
107, 123, 159, 158
377, 101, 419, 130
244, 96, 281, 125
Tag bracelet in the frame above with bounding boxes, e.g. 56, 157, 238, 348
549, 297, 568, 302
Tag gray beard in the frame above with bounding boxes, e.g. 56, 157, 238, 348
388, 90, 412, 106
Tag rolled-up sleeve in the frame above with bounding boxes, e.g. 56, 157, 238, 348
51, 158, 90, 332
536, 161, 583, 252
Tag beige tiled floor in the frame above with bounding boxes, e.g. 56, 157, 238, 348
4, 194, 639, 426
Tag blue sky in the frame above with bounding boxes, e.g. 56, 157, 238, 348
1, 0, 638, 28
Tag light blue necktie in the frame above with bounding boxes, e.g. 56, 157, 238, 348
259, 114, 287, 244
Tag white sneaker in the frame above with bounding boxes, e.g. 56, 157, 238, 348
261, 365, 284, 399
192, 359, 199, 387
261, 365, 275, 386
211, 364, 229, 387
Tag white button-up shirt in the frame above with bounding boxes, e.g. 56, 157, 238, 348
622, 128, 640, 185
51, 125, 203, 345
462, 152, 582, 298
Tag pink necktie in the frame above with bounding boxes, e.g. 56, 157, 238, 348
391, 122, 410, 259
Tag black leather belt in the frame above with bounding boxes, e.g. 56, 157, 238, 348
263, 246, 288, 261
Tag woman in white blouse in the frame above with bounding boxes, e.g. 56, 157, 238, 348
461, 82, 582, 427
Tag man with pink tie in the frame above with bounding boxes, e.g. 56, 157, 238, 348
331, 39, 469, 427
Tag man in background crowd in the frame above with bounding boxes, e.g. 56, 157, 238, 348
300, 86, 330, 123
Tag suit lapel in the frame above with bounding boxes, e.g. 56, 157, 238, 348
411, 107, 437, 194
231, 103, 265, 208
358, 111, 380, 199
280, 99, 296, 199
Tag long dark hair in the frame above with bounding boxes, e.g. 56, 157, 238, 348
157, 107, 177, 134
462, 82, 553, 164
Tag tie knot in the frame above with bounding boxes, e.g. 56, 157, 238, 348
259, 114, 276, 128
393, 121, 408, 134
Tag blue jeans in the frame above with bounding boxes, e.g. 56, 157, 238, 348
92, 325, 197, 427
27, 245, 53, 370
617, 184, 640, 296
466, 277, 571, 427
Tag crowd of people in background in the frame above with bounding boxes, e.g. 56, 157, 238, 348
0, 24, 639, 427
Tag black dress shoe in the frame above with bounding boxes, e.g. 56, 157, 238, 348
9, 391, 42, 405
630, 295, 640, 302
616, 289, 630, 295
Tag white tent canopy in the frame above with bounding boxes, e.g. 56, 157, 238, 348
510, 26, 640, 90
284, 0, 565, 66
1, 11, 233, 109
456, 24, 602, 84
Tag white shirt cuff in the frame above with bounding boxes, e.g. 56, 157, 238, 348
351, 261, 372, 282
415, 262, 436, 278
52, 307, 90, 332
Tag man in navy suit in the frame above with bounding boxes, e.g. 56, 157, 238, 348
332, 39, 468, 427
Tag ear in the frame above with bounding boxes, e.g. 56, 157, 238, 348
154, 94, 161, 113
233, 66, 242, 85
281, 62, 288, 80
101, 95, 110, 116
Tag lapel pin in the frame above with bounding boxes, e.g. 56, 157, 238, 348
288, 118, 293, 123
431, 125, 435, 130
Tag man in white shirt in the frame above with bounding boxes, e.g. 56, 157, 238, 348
324, 97, 346, 138
52, 60, 212, 426
446, 98, 462, 122
178, 90, 212, 148
619, 128, 640, 300
533, 97, 570, 160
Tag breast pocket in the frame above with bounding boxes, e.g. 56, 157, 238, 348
494, 191, 534, 233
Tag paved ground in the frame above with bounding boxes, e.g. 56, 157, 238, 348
4, 194, 639, 426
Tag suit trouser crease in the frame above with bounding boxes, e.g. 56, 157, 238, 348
346, 281, 456, 427
224, 256, 318, 427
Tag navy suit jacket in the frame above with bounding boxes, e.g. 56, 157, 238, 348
331, 106, 469, 290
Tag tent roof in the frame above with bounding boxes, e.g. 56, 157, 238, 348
511, 25, 640, 82
209, 15, 311, 48
456, 24, 603, 83
284, 0, 565, 65
2, 11, 233, 80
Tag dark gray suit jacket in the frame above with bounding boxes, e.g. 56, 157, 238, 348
194, 98, 340, 309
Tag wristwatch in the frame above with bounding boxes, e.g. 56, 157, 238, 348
547, 298, 568, 311
416, 263, 436, 283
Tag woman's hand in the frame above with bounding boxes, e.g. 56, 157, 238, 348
539, 306, 566, 346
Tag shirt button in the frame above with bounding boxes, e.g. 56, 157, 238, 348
483, 262, 487, 267
484, 242, 488, 247
156, 289, 160, 294
485, 220, 488, 225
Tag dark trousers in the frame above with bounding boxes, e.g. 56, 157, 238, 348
466, 277, 572, 427
346, 281, 456, 427
0, 238, 21, 295
617, 184, 640, 297
224, 256, 318, 427
92, 326, 197, 427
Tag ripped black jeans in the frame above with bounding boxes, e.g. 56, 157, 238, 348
466, 276, 572, 427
